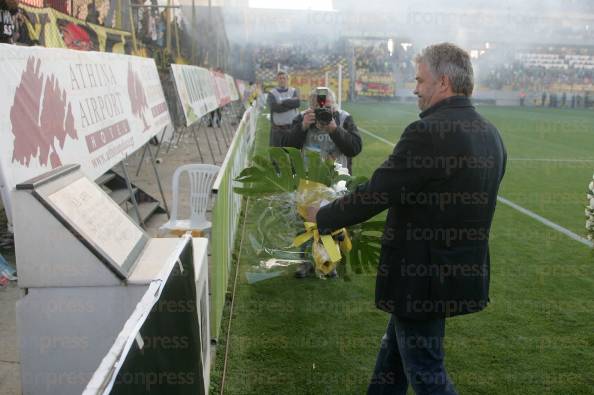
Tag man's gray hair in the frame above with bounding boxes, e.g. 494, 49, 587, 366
415, 43, 474, 96
309, 87, 337, 110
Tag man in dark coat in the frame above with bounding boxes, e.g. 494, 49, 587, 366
312, 43, 507, 394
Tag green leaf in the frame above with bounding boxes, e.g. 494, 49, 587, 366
286, 147, 305, 180
346, 176, 369, 192
344, 221, 382, 274
234, 150, 298, 196
304, 151, 336, 186
235, 147, 340, 195
359, 221, 385, 232
269, 148, 297, 191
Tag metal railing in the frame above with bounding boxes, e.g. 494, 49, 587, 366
210, 100, 258, 340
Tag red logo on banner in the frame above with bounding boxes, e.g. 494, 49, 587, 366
127, 63, 150, 132
10, 57, 78, 169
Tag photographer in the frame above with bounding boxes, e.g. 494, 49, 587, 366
282, 87, 362, 174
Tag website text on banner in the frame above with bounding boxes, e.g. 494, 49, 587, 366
0, 44, 171, 228
170, 64, 219, 126
210, 102, 258, 339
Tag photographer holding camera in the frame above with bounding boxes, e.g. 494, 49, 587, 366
282, 87, 362, 174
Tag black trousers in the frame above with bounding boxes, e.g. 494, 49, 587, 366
269, 126, 290, 147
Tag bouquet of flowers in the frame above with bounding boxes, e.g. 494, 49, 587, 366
234, 147, 382, 278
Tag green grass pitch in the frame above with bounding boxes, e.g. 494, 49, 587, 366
210, 103, 594, 395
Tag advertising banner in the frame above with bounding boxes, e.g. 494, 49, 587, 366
170, 64, 219, 126
235, 79, 247, 102
0, 44, 171, 226
225, 74, 240, 102
211, 70, 231, 108
355, 71, 395, 97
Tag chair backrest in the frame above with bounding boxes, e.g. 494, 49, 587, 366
170, 164, 221, 227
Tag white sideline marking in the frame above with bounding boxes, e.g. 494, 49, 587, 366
496, 197, 593, 247
358, 127, 593, 247
359, 127, 395, 147
360, 128, 594, 163
508, 158, 594, 163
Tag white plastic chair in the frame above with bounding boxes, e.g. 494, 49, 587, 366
160, 164, 220, 235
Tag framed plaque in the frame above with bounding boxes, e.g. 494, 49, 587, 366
19, 165, 148, 279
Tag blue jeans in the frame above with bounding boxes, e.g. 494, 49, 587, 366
367, 315, 458, 395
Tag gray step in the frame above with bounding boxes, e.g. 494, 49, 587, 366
96, 173, 116, 186
110, 188, 138, 206
126, 202, 159, 225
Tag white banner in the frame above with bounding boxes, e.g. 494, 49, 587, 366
211, 70, 231, 108
225, 74, 240, 102
0, 44, 171, 227
170, 64, 219, 126
235, 79, 247, 102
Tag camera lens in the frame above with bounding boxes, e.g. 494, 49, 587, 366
315, 108, 333, 124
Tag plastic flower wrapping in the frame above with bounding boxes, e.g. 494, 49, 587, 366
234, 147, 382, 282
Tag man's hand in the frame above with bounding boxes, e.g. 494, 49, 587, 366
317, 118, 337, 133
305, 205, 320, 223
302, 109, 315, 131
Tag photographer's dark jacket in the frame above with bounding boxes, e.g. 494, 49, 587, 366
317, 96, 507, 320
282, 109, 362, 173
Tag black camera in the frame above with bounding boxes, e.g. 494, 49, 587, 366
315, 107, 333, 125
314, 87, 334, 125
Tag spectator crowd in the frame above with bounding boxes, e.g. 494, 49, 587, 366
254, 42, 344, 73
482, 48, 594, 92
